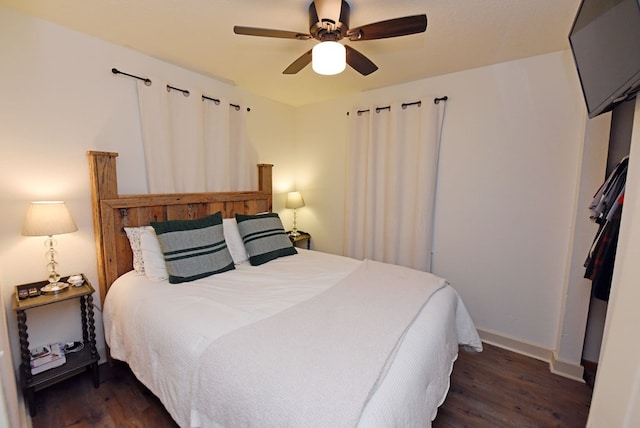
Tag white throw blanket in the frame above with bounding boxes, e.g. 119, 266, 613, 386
191, 259, 446, 428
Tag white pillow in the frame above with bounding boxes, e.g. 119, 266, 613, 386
124, 226, 149, 275
140, 227, 169, 281
223, 218, 249, 264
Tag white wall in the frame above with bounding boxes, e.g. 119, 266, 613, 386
295, 51, 595, 361
0, 4, 296, 405
0, 274, 24, 428
587, 98, 640, 428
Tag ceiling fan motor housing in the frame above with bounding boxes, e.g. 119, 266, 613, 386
309, 0, 350, 41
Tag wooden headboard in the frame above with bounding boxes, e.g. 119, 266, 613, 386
87, 151, 273, 304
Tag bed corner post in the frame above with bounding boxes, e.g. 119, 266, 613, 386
87, 151, 119, 305
258, 164, 273, 212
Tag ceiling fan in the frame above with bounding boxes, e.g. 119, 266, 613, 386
233, 0, 427, 76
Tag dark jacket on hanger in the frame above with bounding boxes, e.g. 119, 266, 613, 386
584, 156, 628, 302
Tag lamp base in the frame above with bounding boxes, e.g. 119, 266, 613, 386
40, 282, 69, 295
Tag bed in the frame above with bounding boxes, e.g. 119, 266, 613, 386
87, 151, 482, 428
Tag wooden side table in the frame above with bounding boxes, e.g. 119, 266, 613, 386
11, 274, 100, 416
288, 231, 311, 249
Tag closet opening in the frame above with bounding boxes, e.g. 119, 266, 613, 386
581, 97, 635, 386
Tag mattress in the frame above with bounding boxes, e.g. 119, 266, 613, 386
103, 249, 482, 427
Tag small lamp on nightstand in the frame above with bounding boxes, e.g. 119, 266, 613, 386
286, 191, 305, 237
22, 201, 78, 294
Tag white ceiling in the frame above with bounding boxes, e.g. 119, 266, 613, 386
1, 0, 581, 106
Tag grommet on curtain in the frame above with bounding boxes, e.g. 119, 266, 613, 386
401, 101, 421, 109
202, 95, 221, 105
202, 96, 250, 111
351, 99, 424, 116
167, 85, 190, 97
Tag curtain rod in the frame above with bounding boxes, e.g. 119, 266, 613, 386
167, 84, 189, 96
112, 68, 152, 86
347, 96, 448, 116
112, 67, 250, 111
201, 95, 247, 111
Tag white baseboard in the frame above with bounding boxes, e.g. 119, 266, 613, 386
477, 328, 585, 383
550, 353, 586, 382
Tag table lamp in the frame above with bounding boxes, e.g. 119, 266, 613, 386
286, 191, 305, 237
22, 201, 78, 294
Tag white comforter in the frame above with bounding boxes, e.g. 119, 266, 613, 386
103, 250, 482, 427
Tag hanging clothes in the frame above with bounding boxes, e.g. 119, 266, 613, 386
584, 156, 628, 301
588, 156, 628, 223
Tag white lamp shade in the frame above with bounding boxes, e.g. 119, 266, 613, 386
22, 201, 78, 237
312, 41, 346, 75
286, 191, 305, 209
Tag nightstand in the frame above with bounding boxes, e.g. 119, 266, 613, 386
288, 231, 311, 249
12, 274, 99, 416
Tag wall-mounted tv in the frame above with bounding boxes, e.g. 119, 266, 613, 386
569, 0, 640, 118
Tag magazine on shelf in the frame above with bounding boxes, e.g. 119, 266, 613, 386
30, 343, 66, 374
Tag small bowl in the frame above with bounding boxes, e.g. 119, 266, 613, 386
68, 275, 84, 287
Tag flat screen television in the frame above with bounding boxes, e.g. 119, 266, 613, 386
569, 0, 640, 118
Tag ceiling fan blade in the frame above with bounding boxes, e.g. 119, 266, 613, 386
347, 14, 427, 41
283, 49, 313, 74
345, 45, 378, 76
234, 26, 312, 40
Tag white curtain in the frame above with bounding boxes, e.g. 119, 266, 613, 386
344, 100, 445, 272
203, 100, 253, 191
137, 79, 255, 193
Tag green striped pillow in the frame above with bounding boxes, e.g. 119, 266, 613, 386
236, 213, 297, 266
151, 212, 234, 283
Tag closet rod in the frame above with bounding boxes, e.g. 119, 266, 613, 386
111, 68, 152, 86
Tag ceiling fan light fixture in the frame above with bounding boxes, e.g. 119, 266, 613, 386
312, 41, 346, 75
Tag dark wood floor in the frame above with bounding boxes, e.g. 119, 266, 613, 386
433, 343, 592, 427
30, 343, 592, 427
